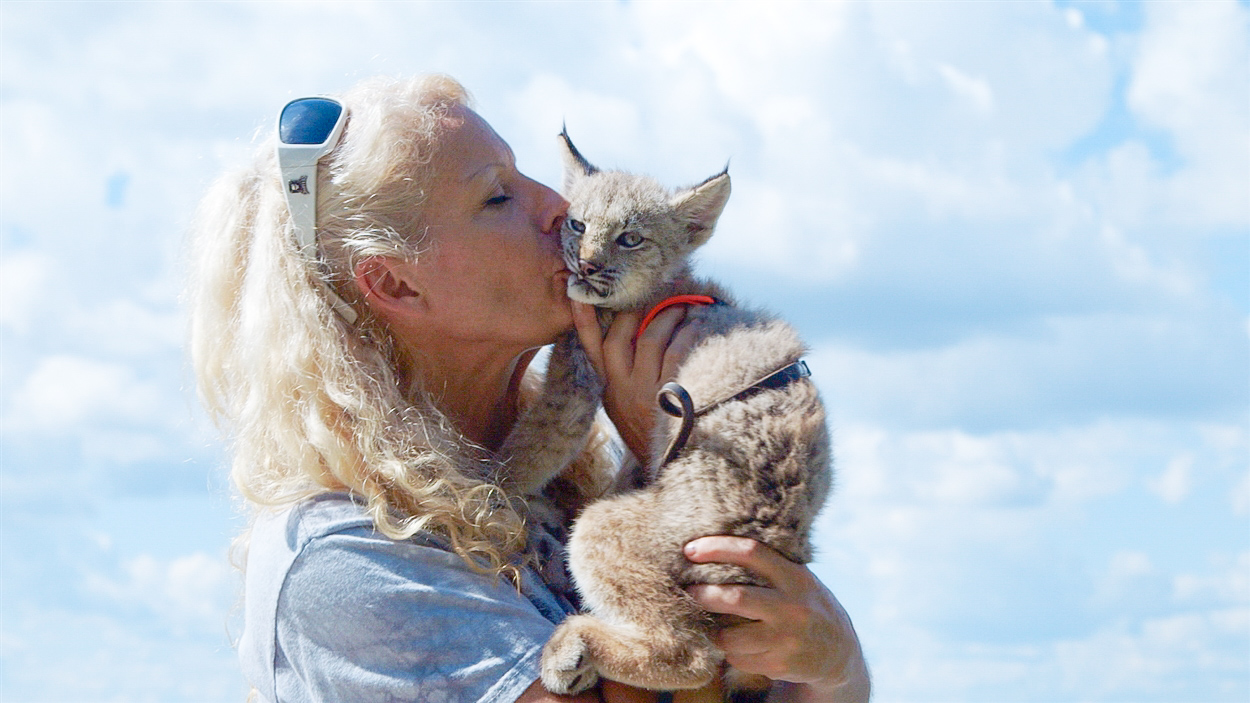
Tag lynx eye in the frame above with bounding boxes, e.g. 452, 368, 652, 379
567, 218, 586, 234
616, 231, 644, 249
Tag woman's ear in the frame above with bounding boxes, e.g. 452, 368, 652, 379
354, 256, 424, 316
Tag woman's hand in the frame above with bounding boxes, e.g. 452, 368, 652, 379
572, 301, 701, 461
683, 536, 871, 703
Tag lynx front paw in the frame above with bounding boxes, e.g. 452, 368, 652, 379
541, 623, 599, 695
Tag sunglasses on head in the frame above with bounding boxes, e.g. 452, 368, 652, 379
276, 96, 358, 324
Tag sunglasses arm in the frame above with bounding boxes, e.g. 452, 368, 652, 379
277, 142, 359, 324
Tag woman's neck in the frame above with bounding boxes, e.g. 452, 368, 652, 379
399, 338, 537, 451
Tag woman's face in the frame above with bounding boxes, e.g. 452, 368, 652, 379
412, 105, 572, 350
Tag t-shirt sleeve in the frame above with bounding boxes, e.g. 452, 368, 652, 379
274, 528, 554, 703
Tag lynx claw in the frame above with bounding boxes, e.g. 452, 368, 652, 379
541, 628, 599, 695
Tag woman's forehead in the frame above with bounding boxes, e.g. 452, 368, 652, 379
436, 106, 516, 182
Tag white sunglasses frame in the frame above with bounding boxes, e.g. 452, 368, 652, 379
276, 97, 358, 324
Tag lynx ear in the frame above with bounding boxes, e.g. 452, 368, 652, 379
558, 125, 598, 194
670, 167, 731, 247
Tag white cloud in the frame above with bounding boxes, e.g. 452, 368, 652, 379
1173, 552, 1250, 606
936, 63, 995, 115
809, 311, 1247, 432
1149, 453, 1194, 503
1127, 0, 1250, 227
631, 0, 850, 110
84, 551, 235, 631
65, 298, 185, 357
890, 429, 1054, 507
6, 354, 166, 432
1090, 550, 1171, 614
831, 602, 1250, 702
710, 177, 863, 282
1130, 0, 1249, 158
866, 0, 1111, 153
80, 428, 172, 466
1051, 608, 1250, 701
0, 250, 48, 333
813, 414, 1247, 694
1107, 549, 1154, 579
2, 604, 245, 700
1233, 469, 1250, 516
504, 73, 644, 178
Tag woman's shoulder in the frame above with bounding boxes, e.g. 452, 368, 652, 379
239, 491, 568, 703
290, 489, 371, 528
246, 491, 466, 597
253, 491, 412, 552
245, 491, 571, 620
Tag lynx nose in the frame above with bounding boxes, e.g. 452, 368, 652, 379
578, 259, 602, 277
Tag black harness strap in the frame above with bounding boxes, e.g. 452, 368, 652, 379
655, 360, 811, 468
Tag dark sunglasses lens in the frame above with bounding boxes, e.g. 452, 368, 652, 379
279, 98, 343, 145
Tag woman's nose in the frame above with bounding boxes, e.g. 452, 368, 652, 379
534, 179, 568, 236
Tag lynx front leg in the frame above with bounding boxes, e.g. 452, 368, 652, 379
500, 330, 603, 495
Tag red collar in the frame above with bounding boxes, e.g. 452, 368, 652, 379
634, 294, 719, 341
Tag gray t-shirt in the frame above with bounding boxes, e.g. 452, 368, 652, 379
238, 492, 577, 703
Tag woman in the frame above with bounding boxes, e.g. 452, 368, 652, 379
190, 74, 869, 703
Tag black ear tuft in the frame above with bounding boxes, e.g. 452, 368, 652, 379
693, 162, 730, 190
558, 125, 598, 179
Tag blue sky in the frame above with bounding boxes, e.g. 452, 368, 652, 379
1, 1, 1246, 701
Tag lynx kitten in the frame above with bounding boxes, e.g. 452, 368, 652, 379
535, 131, 833, 702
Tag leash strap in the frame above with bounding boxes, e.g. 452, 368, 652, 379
656, 360, 811, 468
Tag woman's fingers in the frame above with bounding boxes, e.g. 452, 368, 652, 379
714, 619, 773, 656
630, 306, 688, 385
601, 309, 643, 380
686, 578, 845, 686
684, 535, 803, 590
660, 315, 703, 381
571, 302, 607, 376
684, 583, 784, 623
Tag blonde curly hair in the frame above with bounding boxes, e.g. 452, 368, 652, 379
188, 74, 612, 579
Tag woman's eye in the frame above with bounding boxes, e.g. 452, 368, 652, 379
485, 194, 511, 206
616, 232, 644, 248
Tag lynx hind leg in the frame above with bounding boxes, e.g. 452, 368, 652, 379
542, 613, 720, 695
543, 491, 722, 692
541, 618, 599, 695
500, 330, 603, 495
